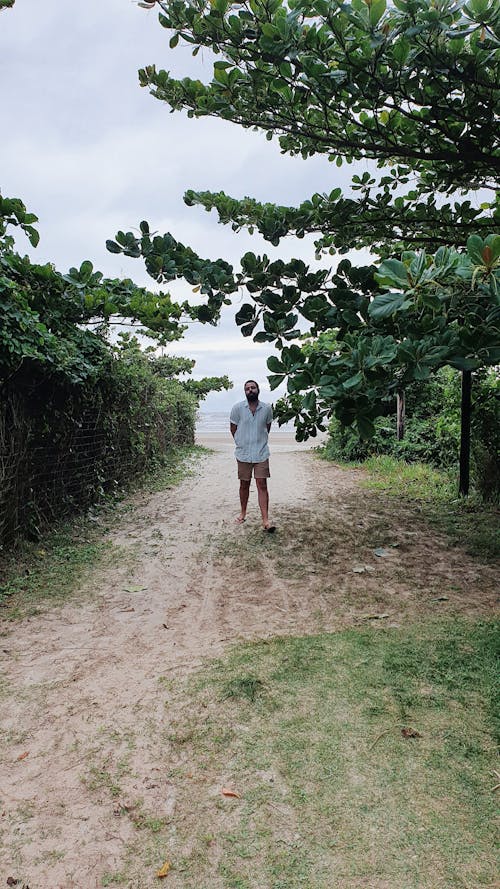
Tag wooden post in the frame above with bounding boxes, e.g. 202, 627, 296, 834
458, 370, 472, 497
396, 389, 405, 441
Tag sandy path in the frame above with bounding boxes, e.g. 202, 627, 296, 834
0, 436, 322, 887
0, 436, 497, 887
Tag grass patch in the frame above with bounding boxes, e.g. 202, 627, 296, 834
140, 444, 210, 494
221, 674, 266, 703
0, 445, 204, 619
0, 517, 120, 619
128, 618, 499, 889
360, 455, 500, 560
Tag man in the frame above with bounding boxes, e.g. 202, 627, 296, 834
230, 380, 275, 532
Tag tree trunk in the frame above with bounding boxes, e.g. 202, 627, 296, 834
459, 370, 472, 496
396, 389, 405, 441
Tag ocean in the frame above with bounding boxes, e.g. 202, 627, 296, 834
196, 411, 296, 437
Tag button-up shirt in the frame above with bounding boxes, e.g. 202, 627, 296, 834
230, 400, 273, 463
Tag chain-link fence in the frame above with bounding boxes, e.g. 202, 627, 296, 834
0, 389, 194, 547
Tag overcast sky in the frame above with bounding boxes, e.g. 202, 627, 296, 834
1, 0, 372, 411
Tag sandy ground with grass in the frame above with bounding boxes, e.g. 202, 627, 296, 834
0, 433, 498, 888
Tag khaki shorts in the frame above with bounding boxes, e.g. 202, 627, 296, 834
237, 459, 270, 481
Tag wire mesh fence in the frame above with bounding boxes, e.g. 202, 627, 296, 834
0, 391, 194, 548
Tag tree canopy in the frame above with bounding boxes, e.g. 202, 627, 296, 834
105, 0, 500, 437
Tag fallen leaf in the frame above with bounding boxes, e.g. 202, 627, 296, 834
363, 613, 389, 621
373, 547, 389, 557
434, 595, 449, 602
352, 566, 366, 574
7, 879, 20, 886
401, 727, 422, 739
118, 607, 135, 613
222, 787, 240, 798
16, 751, 29, 761
123, 586, 147, 593
157, 860, 171, 878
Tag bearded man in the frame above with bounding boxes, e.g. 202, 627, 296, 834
229, 380, 275, 532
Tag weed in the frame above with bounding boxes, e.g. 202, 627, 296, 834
221, 675, 265, 702
101, 872, 127, 886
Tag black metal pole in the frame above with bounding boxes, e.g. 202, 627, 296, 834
396, 389, 405, 441
459, 370, 472, 496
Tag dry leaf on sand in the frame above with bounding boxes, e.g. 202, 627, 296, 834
221, 787, 240, 798
157, 860, 171, 878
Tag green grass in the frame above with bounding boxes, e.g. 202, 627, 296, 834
0, 445, 204, 618
0, 518, 120, 619
133, 618, 499, 889
139, 444, 210, 493
360, 455, 500, 560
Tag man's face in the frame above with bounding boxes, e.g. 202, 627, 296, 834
244, 382, 259, 402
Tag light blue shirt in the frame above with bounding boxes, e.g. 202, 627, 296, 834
230, 400, 273, 463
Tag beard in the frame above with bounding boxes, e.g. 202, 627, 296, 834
246, 391, 258, 402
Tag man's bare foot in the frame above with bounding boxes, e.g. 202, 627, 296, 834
235, 515, 246, 524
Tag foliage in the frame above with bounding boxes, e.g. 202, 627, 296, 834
469, 368, 500, 499
0, 198, 232, 543
323, 367, 500, 498
108, 224, 500, 436
0, 195, 192, 393
140, 0, 498, 195
107, 0, 500, 443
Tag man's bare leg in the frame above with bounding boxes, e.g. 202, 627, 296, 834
236, 479, 251, 523
256, 478, 271, 529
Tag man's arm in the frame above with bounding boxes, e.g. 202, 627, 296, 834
230, 422, 237, 438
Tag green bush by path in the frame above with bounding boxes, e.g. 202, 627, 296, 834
0, 196, 231, 545
323, 368, 499, 501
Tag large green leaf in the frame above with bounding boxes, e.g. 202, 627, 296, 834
369, 292, 411, 318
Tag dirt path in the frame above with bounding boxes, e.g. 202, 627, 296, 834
0, 437, 497, 888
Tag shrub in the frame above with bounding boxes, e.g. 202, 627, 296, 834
323, 368, 499, 500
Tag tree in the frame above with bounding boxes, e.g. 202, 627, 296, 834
108, 0, 495, 488
0, 194, 232, 400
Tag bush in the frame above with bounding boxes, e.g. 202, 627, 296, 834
0, 346, 198, 545
323, 368, 499, 500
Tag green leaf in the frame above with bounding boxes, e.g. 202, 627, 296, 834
268, 373, 286, 389
467, 234, 484, 265
369, 292, 408, 318
267, 355, 285, 373
375, 259, 409, 289
343, 371, 363, 389
357, 415, 375, 439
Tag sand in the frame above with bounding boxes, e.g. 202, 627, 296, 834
0, 436, 497, 887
